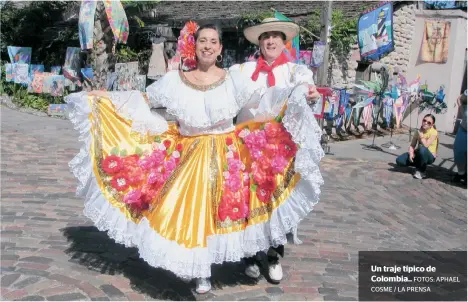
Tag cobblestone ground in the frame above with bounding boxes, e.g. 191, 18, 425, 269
1, 107, 466, 301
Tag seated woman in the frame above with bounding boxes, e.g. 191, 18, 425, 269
396, 114, 438, 179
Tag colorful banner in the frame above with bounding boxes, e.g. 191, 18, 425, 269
299, 50, 312, 66
51, 66, 62, 74
5, 64, 14, 82
30, 64, 45, 76
312, 41, 326, 67
7, 46, 32, 64
103, 0, 129, 44
49, 75, 65, 96
424, 1, 467, 9
14, 64, 29, 85
78, 0, 98, 50
358, 3, 394, 62
64, 47, 81, 71
81, 67, 94, 81
419, 20, 451, 64
274, 11, 299, 63
30, 72, 52, 94
115, 62, 138, 91
135, 75, 147, 92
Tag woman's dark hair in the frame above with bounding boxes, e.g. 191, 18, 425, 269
424, 114, 436, 130
194, 24, 223, 44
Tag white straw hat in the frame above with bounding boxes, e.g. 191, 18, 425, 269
243, 17, 300, 45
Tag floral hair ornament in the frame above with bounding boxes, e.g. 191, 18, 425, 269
177, 20, 199, 71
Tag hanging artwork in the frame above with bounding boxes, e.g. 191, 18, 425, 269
64, 47, 81, 72
167, 55, 181, 72
78, 1, 98, 50
49, 75, 65, 96
299, 50, 312, 66
424, 1, 467, 9
14, 64, 30, 85
314, 87, 333, 119
30, 64, 45, 75
51, 66, 62, 74
362, 103, 374, 129
63, 67, 82, 87
115, 62, 138, 91
103, 0, 129, 44
135, 75, 147, 92
7, 46, 32, 64
357, 3, 394, 62
5, 64, 14, 82
311, 41, 326, 67
419, 20, 451, 64
81, 67, 94, 82
30, 72, 52, 94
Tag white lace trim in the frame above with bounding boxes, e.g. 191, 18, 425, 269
145, 70, 265, 129
65, 86, 324, 280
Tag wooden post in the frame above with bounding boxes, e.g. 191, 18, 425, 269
317, 1, 332, 130
317, 0, 332, 87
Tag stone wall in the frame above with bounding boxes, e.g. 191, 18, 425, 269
330, 2, 419, 87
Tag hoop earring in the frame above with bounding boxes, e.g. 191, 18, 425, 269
216, 55, 223, 63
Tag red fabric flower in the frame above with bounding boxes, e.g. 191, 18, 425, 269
163, 139, 172, 149
126, 167, 144, 186
225, 137, 233, 146
141, 184, 159, 204
122, 154, 140, 171
256, 187, 273, 203
176, 143, 183, 152
111, 174, 130, 192
279, 140, 298, 159
251, 162, 268, 185
233, 152, 240, 160
102, 155, 123, 175
264, 122, 283, 140
218, 198, 245, 221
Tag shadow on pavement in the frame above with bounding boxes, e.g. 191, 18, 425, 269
61, 226, 258, 301
387, 163, 466, 188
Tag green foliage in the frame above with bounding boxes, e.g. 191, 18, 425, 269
0, 1, 80, 66
238, 11, 275, 29
302, 9, 358, 58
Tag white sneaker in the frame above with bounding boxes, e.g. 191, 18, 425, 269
413, 170, 426, 179
245, 263, 261, 278
269, 262, 283, 283
195, 278, 211, 294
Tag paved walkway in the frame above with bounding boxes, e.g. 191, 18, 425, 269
1, 107, 466, 301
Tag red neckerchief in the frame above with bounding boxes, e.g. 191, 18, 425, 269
251, 52, 289, 87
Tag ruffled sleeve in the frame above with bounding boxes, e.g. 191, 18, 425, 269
145, 71, 179, 109
65, 90, 169, 138
292, 64, 315, 86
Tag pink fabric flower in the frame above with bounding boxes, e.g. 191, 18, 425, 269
164, 157, 177, 173
250, 149, 263, 161
138, 156, 155, 171
228, 158, 242, 172
251, 162, 268, 185
264, 122, 283, 139
147, 171, 165, 185
151, 150, 166, 165
244, 130, 267, 151
226, 174, 242, 192
271, 156, 288, 174
123, 189, 142, 205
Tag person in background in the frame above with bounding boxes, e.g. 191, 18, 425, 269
396, 114, 439, 179
452, 92, 467, 183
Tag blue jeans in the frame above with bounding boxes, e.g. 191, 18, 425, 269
454, 127, 467, 174
396, 146, 435, 172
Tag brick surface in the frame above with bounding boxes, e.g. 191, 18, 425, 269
1, 107, 466, 301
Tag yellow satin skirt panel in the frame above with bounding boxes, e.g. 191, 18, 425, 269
88, 95, 300, 250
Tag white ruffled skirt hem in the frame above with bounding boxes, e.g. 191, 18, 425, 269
64, 87, 324, 280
